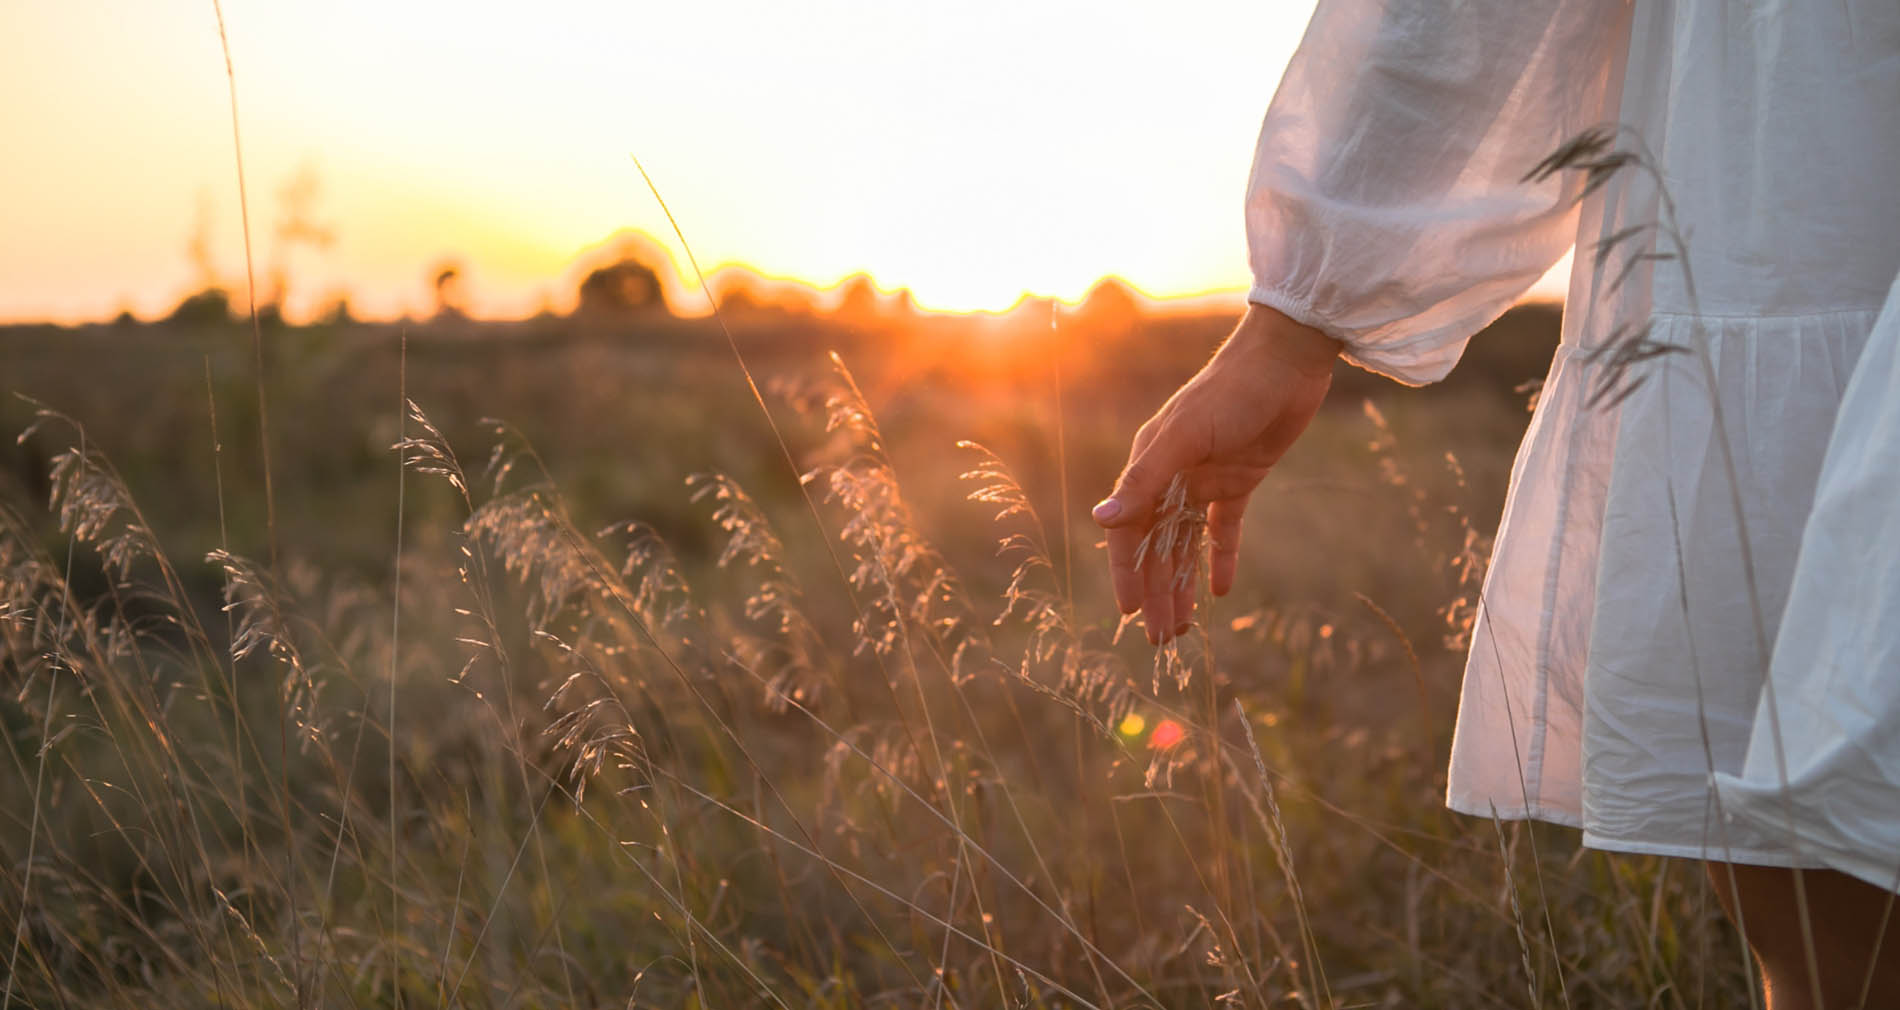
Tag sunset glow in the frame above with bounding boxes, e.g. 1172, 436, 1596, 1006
4, 1, 1300, 323
3, 1, 1570, 325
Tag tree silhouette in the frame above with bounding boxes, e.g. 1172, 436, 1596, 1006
834, 273, 882, 323
167, 191, 231, 327
1068, 277, 1142, 338
267, 160, 336, 322
432, 263, 466, 319
577, 257, 667, 316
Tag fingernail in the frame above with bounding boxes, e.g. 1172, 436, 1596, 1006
1092, 498, 1121, 522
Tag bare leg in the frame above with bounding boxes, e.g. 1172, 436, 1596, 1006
1705, 861, 1900, 1009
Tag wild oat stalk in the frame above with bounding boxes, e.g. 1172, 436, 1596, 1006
1237, 700, 1331, 1008
1134, 472, 1207, 594
958, 440, 1133, 730
790, 357, 989, 683
208, 0, 278, 571
1491, 804, 1541, 1008
690, 472, 830, 711
210, 549, 327, 747
1532, 122, 1816, 1004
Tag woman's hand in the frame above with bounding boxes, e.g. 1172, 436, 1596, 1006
1093, 303, 1341, 644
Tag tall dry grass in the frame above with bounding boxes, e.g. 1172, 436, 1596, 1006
0, 343, 1754, 1006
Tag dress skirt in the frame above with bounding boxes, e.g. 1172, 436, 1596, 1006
1247, 0, 1900, 882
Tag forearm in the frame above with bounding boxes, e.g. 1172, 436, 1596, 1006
1226, 303, 1345, 382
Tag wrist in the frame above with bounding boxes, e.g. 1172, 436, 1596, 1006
1232, 302, 1343, 378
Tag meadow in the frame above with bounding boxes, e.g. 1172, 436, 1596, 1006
0, 296, 1757, 1007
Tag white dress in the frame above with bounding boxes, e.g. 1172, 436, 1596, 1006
1247, 0, 1900, 885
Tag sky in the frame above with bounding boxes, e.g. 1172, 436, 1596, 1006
1, 1, 1569, 324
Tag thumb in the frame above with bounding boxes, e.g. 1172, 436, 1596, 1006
1093, 424, 1199, 529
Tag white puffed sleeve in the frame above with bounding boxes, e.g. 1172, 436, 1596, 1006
1247, 0, 1629, 385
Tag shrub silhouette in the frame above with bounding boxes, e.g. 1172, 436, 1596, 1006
165, 286, 231, 326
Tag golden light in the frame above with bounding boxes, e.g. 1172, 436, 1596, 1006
1117, 712, 1147, 738
0, 0, 1334, 324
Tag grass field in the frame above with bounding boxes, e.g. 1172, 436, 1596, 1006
0, 300, 1757, 1007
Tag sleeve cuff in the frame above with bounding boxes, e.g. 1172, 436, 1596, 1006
1247, 283, 1477, 388
1246, 284, 1334, 340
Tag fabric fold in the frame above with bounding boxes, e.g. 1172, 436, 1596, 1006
1714, 274, 1900, 891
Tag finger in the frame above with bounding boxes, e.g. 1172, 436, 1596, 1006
1207, 495, 1250, 597
1141, 544, 1174, 645
1185, 463, 1269, 508
1094, 416, 1204, 530
1171, 562, 1194, 637
1106, 525, 1146, 615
